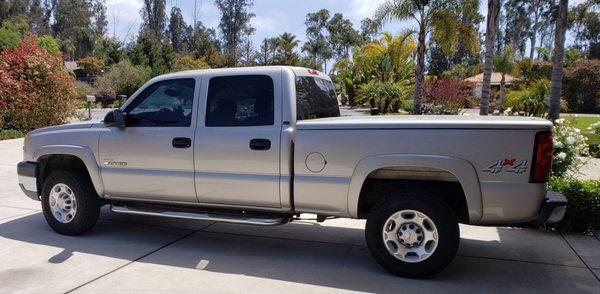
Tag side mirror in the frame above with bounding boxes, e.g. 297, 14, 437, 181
103, 109, 125, 128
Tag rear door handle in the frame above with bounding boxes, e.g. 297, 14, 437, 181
249, 138, 271, 151
172, 137, 192, 148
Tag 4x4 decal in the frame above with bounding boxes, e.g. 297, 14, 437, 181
483, 158, 527, 174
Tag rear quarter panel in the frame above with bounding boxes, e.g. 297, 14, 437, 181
294, 128, 547, 224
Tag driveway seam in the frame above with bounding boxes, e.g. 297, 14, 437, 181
0, 211, 39, 221
64, 222, 216, 293
193, 229, 590, 270
561, 233, 600, 282
0, 204, 41, 211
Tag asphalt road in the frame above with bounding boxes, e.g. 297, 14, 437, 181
0, 138, 599, 293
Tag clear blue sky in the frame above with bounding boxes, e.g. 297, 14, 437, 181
106, 0, 584, 51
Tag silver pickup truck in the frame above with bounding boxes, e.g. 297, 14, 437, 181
17, 66, 566, 278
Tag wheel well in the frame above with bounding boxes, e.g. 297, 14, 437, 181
37, 154, 91, 193
357, 169, 470, 223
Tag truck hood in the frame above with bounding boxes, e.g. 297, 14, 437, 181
27, 121, 98, 136
296, 115, 553, 130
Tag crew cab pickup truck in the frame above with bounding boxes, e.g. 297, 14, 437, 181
17, 66, 566, 278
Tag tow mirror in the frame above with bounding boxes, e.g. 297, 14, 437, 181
103, 109, 125, 128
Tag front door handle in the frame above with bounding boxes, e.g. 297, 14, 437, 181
172, 137, 191, 148
249, 138, 271, 150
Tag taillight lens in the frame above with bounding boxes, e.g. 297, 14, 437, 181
530, 131, 553, 183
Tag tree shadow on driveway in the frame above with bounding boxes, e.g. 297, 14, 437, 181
0, 212, 598, 293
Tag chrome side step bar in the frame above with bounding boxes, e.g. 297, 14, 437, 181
110, 204, 289, 226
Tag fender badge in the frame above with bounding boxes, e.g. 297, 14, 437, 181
483, 158, 527, 174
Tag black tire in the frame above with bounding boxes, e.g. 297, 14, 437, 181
41, 170, 101, 235
365, 190, 459, 278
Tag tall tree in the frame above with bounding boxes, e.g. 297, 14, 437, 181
527, 0, 553, 60
503, 0, 530, 58
327, 13, 360, 59
480, 0, 500, 115
168, 6, 187, 53
360, 18, 379, 43
548, 0, 568, 122
375, 0, 469, 114
53, 0, 103, 59
302, 9, 333, 72
274, 32, 300, 65
141, 0, 167, 38
570, 0, 600, 58
258, 37, 278, 65
188, 21, 222, 67
28, 0, 50, 34
215, 0, 255, 67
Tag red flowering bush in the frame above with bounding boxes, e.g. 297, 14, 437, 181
422, 77, 474, 114
0, 36, 79, 132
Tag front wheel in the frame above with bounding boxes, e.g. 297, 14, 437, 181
365, 191, 459, 278
41, 170, 101, 235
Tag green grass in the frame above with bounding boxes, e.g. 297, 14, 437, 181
563, 115, 600, 145
0, 129, 24, 140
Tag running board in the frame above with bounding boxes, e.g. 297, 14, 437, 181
110, 204, 290, 226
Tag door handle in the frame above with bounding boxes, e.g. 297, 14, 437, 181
249, 138, 271, 151
172, 137, 191, 148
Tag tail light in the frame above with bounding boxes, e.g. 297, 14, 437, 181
530, 131, 553, 183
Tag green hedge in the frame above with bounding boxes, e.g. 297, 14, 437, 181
0, 129, 24, 140
547, 177, 600, 234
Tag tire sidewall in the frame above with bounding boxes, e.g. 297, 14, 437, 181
41, 170, 99, 235
366, 192, 459, 278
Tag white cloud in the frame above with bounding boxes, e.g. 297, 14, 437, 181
347, 0, 386, 22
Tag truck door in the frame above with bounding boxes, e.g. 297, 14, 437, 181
194, 70, 282, 208
99, 78, 199, 203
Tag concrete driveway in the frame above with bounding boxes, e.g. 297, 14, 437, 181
1, 138, 599, 293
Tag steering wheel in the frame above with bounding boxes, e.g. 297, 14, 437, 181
157, 107, 176, 123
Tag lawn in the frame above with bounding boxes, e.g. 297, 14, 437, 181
563, 115, 600, 145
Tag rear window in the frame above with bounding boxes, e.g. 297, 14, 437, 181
295, 76, 340, 121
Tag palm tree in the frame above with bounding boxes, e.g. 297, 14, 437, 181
479, 0, 500, 115
548, 0, 568, 122
374, 0, 470, 114
493, 46, 516, 112
363, 32, 415, 83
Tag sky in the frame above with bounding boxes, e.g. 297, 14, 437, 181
105, 0, 585, 51
105, 0, 408, 45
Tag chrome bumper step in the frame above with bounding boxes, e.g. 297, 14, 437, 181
110, 204, 290, 226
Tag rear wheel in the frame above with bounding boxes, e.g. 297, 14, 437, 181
41, 170, 100, 235
365, 190, 459, 278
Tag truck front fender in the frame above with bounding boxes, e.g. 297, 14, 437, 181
347, 154, 483, 223
33, 145, 104, 196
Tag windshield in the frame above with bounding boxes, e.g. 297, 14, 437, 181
295, 76, 340, 121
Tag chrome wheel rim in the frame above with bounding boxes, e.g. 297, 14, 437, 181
382, 209, 439, 263
48, 183, 77, 224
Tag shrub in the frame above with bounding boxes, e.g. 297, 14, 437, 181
171, 55, 210, 72
552, 119, 589, 178
517, 59, 552, 84
358, 80, 404, 114
36, 35, 60, 54
421, 77, 473, 115
504, 80, 568, 117
94, 61, 151, 107
547, 177, 600, 234
78, 56, 105, 77
0, 129, 24, 140
0, 36, 79, 132
562, 59, 600, 114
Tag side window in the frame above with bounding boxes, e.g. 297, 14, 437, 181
125, 78, 196, 127
206, 75, 274, 127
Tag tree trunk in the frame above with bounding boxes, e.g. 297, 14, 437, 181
480, 0, 500, 115
413, 22, 426, 115
548, 0, 568, 122
529, 35, 536, 60
499, 73, 507, 113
